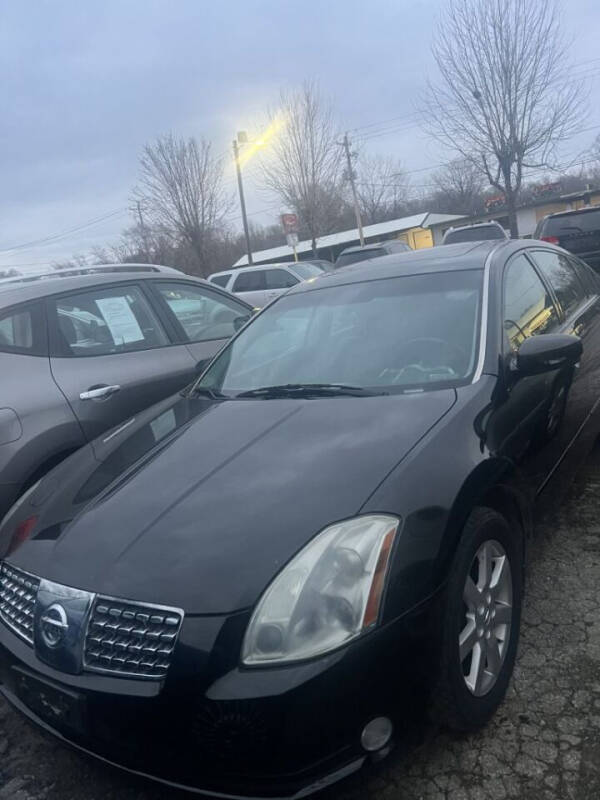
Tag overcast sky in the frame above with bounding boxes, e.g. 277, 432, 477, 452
2, 0, 600, 271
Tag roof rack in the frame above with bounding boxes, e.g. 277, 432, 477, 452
0, 263, 183, 289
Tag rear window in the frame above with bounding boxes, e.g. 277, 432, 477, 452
291, 263, 322, 280
209, 274, 231, 288
0, 307, 34, 352
444, 225, 506, 244
531, 250, 586, 318
542, 208, 600, 236
335, 248, 386, 269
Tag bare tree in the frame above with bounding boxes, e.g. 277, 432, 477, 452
425, 0, 586, 237
51, 253, 90, 270
355, 154, 409, 224
133, 134, 231, 276
259, 82, 343, 253
589, 134, 600, 182
431, 158, 486, 215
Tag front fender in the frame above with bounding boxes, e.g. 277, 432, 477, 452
362, 378, 530, 625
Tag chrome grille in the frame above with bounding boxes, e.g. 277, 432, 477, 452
0, 563, 40, 644
84, 597, 183, 679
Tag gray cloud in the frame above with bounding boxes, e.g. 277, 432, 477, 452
1, 0, 599, 270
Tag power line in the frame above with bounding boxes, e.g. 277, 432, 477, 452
355, 67, 600, 146
345, 55, 600, 139
0, 208, 129, 254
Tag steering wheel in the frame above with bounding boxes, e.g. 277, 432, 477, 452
377, 337, 468, 384
396, 337, 468, 366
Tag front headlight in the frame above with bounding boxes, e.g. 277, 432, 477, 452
242, 515, 400, 665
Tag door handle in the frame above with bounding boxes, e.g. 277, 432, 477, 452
79, 385, 121, 401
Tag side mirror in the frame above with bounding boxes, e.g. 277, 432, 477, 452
233, 314, 251, 332
516, 334, 582, 376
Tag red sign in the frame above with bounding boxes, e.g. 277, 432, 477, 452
281, 213, 298, 234
485, 194, 506, 210
532, 182, 561, 197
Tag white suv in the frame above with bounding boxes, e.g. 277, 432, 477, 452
208, 262, 322, 308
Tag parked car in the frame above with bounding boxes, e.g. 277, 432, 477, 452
442, 221, 509, 244
334, 239, 412, 269
299, 258, 332, 272
0, 265, 251, 519
535, 205, 600, 271
208, 262, 323, 307
2, 240, 600, 797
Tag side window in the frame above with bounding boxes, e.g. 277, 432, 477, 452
568, 256, 599, 296
265, 269, 298, 290
0, 305, 36, 354
531, 250, 586, 318
209, 274, 231, 289
232, 270, 266, 293
51, 285, 169, 357
503, 254, 560, 352
154, 282, 249, 343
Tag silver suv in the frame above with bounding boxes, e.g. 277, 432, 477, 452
208, 262, 323, 308
334, 240, 412, 269
442, 221, 509, 244
0, 265, 251, 518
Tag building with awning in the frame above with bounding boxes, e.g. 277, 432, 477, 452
232, 212, 464, 267
425, 186, 600, 242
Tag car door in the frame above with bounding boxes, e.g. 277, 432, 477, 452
148, 280, 251, 372
47, 282, 198, 441
527, 248, 600, 487
263, 268, 299, 303
486, 252, 564, 497
231, 269, 268, 308
0, 300, 85, 514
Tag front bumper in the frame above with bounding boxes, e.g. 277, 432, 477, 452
0, 604, 434, 798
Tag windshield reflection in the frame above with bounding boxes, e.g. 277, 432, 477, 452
199, 270, 483, 396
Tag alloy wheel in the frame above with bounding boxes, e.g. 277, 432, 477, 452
459, 539, 513, 697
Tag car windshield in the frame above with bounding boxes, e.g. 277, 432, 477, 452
543, 208, 600, 235
444, 226, 505, 244
335, 248, 386, 268
197, 269, 483, 396
292, 263, 323, 280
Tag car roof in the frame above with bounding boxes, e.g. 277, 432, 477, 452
211, 263, 294, 278
447, 221, 504, 232
288, 240, 525, 294
0, 269, 243, 311
337, 242, 399, 256
541, 205, 600, 220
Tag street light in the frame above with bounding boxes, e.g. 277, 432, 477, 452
232, 117, 286, 266
233, 131, 254, 266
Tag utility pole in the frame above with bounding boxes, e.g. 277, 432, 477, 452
233, 138, 253, 265
342, 133, 365, 247
136, 201, 150, 263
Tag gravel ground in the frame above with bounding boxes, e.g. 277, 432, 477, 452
1, 447, 600, 800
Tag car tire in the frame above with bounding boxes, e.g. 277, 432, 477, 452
432, 507, 523, 732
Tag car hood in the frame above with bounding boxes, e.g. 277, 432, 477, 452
3, 390, 456, 613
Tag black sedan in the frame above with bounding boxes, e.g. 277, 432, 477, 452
1, 239, 600, 798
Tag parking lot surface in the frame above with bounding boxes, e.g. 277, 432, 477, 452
1, 446, 600, 800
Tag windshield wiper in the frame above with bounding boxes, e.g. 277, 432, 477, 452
235, 383, 386, 399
